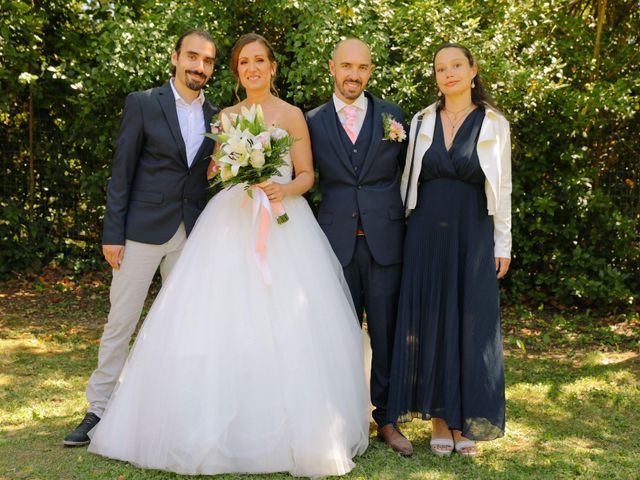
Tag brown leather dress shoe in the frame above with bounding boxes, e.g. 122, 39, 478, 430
377, 423, 413, 457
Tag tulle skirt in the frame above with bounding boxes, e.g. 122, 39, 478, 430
88, 185, 370, 477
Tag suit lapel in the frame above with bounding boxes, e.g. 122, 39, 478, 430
191, 100, 218, 168
320, 102, 355, 175
358, 92, 383, 180
157, 82, 188, 167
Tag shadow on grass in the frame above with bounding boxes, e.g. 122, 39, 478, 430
503, 353, 639, 479
4, 420, 631, 480
6, 352, 637, 480
0, 418, 618, 480
1, 341, 98, 421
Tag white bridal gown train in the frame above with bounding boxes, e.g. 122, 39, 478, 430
88, 158, 370, 477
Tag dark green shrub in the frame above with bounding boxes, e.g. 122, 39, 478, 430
1, 0, 637, 311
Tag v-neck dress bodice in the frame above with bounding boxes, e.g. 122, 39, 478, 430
419, 109, 486, 184
387, 107, 506, 440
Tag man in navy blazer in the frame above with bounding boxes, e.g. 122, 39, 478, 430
64, 29, 218, 446
306, 38, 412, 456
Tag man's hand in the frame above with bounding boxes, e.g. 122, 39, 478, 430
495, 257, 511, 279
103, 245, 125, 270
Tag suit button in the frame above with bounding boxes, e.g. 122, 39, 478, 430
357, 185, 362, 190
351, 212, 357, 218
353, 149, 358, 153
183, 198, 188, 203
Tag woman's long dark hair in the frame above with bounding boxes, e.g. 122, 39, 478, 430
230, 33, 279, 101
432, 42, 500, 114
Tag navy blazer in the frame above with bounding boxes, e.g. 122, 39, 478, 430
306, 92, 407, 266
102, 82, 218, 245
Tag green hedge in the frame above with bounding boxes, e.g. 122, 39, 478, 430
1, 0, 638, 311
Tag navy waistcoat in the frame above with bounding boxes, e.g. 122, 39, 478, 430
336, 97, 374, 177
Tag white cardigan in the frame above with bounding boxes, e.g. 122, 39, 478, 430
400, 102, 512, 258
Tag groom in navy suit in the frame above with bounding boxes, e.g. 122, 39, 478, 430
306, 38, 412, 456
64, 29, 218, 446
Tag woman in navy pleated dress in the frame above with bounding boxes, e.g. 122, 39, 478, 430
387, 43, 512, 457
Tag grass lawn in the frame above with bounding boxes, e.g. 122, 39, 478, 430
1, 271, 639, 479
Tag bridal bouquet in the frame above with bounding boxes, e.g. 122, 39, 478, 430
206, 104, 294, 224
206, 104, 295, 285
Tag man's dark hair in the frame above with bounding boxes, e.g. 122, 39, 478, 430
171, 29, 217, 76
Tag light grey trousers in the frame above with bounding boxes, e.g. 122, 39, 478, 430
86, 224, 186, 416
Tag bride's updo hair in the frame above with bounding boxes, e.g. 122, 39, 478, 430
230, 33, 278, 100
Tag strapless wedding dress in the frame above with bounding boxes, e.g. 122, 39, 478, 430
88, 157, 370, 477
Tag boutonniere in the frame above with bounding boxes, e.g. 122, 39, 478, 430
382, 113, 407, 142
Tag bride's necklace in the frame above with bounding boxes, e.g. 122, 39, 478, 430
442, 104, 474, 148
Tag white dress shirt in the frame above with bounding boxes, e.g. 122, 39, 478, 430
333, 93, 368, 140
170, 79, 205, 167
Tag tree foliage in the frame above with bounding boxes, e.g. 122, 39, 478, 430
1, 0, 638, 311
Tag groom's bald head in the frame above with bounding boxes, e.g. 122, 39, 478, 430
332, 38, 372, 63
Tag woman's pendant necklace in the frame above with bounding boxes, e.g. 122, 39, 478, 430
443, 104, 474, 149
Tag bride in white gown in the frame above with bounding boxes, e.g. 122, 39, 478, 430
87, 33, 370, 477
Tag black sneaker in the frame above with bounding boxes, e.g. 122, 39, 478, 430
63, 412, 100, 447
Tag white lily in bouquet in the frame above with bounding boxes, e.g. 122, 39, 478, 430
206, 104, 295, 224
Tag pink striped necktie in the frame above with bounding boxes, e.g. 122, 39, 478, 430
343, 105, 358, 143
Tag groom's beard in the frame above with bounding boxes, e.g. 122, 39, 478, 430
338, 79, 363, 100
185, 70, 208, 91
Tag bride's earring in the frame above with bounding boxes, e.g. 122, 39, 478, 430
437, 90, 442, 97
471, 79, 476, 88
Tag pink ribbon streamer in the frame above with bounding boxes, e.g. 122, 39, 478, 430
241, 186, 288, 284
247, 186, 274, 285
